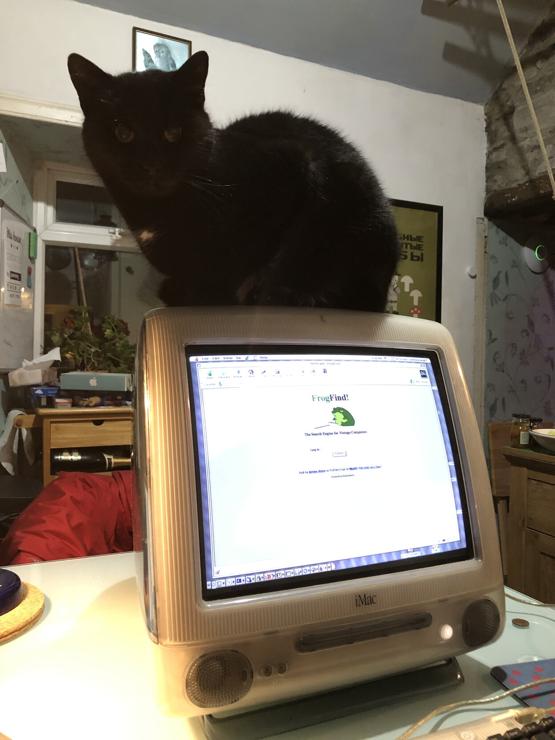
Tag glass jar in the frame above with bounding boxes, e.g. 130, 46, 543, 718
511, 413, 531, 448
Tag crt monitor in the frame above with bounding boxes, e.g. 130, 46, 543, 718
134, 307, 504, 717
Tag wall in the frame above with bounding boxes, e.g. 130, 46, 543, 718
0, 0, 487, 393
485, 6, 555, 198
485, 222, 555, 422
483, 7, 555, 428
0, 128, 33, 226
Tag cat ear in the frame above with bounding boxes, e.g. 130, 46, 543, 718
68, 53, 114, 113
176, 51, 209, 91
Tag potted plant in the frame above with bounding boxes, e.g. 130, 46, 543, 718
45, 307, 135, 373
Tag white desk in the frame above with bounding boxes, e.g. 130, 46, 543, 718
1, 553, 553, 740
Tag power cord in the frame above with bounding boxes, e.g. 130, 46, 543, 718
505, 592, 555, 608
399, 676, 555, 738
400, 594, 554, 736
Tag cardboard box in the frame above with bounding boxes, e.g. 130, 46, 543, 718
60, 372, 133, 392
8, 367, 58, 387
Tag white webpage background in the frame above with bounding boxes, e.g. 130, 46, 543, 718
197, 362, 461, 578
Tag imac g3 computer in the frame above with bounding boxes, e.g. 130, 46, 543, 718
134, 307, 504, 717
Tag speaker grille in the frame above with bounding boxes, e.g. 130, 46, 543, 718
462, 599, 501, 648
185, 650, 253, 708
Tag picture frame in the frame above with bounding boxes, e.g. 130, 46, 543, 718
132, 27, 192, 72
388, 199, 443, 322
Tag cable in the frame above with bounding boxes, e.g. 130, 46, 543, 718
495, 0, 555, 200
506, 592, 555, 608
399, 676, 555, 738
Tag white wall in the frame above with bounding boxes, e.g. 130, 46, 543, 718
0, 0, 486, 391
0, 128, 33, 224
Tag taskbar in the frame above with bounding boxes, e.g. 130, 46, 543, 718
207, 561, 336, 590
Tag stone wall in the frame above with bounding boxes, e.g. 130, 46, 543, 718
485, 2, 555, 251
486, 4, 555, 195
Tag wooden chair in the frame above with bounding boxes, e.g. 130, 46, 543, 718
487, 421, 512, 576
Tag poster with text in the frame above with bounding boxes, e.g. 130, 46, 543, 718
387, 200, 443, 321
1, 218, 25, 306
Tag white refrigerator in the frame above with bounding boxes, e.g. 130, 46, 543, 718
0, 200, 34, 371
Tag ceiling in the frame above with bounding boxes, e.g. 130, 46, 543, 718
75, 0, 553, 104
0, 115, 87, 167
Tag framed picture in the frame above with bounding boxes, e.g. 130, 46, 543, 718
387, 199, 443, 322
132, 27, 191, 72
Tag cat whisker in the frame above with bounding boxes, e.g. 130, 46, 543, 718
185, 176, 231, 209
191, 174, 234, 189
188, 175, 235, 195
183, 182, 225, 214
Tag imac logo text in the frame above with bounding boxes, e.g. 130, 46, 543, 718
354, 593, 377, 608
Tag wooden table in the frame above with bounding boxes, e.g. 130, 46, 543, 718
15, 407, 133, 485
503, 445, 555, 602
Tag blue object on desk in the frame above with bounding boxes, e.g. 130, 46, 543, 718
0, 568, 23, 615
491, 659, 555, 713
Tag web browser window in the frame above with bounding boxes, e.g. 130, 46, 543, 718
187, 347, 473, 600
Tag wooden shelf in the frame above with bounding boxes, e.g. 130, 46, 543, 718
502, 444, 555, 467
33, 407, 134, 417
16, 407, 134, 485
503, 445, 555, 602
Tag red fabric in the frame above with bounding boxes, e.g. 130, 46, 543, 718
0, 471, 136, 565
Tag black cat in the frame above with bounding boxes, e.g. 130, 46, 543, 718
68, 51, 399, 311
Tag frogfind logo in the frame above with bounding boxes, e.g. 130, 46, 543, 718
354, 593, 377, 607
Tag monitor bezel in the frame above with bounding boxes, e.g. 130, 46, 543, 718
185, 343, 475, 602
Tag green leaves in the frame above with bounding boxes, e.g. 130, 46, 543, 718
45, 307, 135, 373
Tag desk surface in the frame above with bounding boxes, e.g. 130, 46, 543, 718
1, 553, 553, 740
502, 444, 555, 466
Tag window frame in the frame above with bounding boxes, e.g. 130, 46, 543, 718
33, 161, 140, 357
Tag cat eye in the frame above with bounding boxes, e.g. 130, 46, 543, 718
164, 127, 182, 143
114, 123, 134, 144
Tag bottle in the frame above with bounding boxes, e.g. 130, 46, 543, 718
51, 447, 132, 473
510, 414, 530, 448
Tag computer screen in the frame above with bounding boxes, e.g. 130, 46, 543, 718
187, 346, 473, 601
